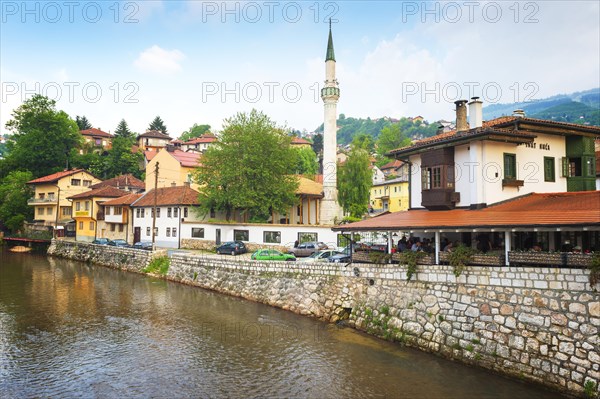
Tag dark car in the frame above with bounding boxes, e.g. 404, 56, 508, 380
328, 253, 351, 263
132, 241, 153, 250
216, 241, 247, 255
288, 241, 329, 257
108, 239, 130, 248
92, 238, 112, 245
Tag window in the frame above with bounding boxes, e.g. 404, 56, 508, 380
62, 207, 71, 216
234, 229, 249, 241
184, 207, 188, 218
585, 157, 595, 177
154, 227, 158, 236
298, 232, 317, 243
146, 227, 151, 236
89, 221, 94, 230
39, 193, 45, 200
264, 231, 281, 244
38, 208, 44, 215
85, 201, 90, 211
48, 192, 55, 200
119, 224, 124, 232
503, 153, 517, 179
76, 202, 81, 211
167, 207, 172, 217
431, 167, 442, 188
83, 180, 92, 187
45, 207, 52, 215
106, 207, 111, 215
544, 157, 555, 182
569, 158, 582, 177
192, 228, 204, 238
111, 224, 116, 232
136, 209, 140, 218
71, 179, 81, 186
115, 207, 123, 215
421, 168, 431, 190
166, 228, 171, 237
79, 221, 84, 230
174, 208, 178, 218
172, 228, 177, 237
157, 208, 161, 218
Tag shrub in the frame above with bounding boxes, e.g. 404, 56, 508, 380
143, 256, 170, 275
447, 244, 475, 277
399, 251, 426, 281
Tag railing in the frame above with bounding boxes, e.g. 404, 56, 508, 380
27, 198, 58, 205
508, 251, 592, 268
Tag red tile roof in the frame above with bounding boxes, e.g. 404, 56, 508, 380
102, 193, 143, 206
138, 130, 172, 140
132, 185, 200, 207
334, 191, 600, 231
380, 159, 404, 170
27, 169, 86, 184
80, 128, 112, 138
170, 150, 201, 167
67, 186, 129, 200
144, 150, 158, 162
90, 174, 145, 190
184, 134, 217, 145
291, 137, 312, 145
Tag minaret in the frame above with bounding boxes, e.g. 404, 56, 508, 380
320, 20, 342, 225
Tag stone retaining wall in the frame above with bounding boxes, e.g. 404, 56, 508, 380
48, 241, 600, 397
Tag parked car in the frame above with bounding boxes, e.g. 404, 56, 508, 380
108, 239, 130, 248
328, 253, 351, 263
300, 250, 340, 263
92, 238, 112, 245
216, 241, 247, 255
132, 241, 153, 250
289, 241, 329, 257
251, 249, 296, 261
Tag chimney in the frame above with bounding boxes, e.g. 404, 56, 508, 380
512, 109, 525, 118
436, 124, 445, 135
455, 99, 469, 132
166, 144, 175, 152
468, 97, 483, 128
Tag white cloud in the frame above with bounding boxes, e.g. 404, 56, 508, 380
133, 45, 186, 74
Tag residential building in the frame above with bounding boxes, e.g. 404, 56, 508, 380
181, 133, 217, 153
371, 165, 385, 184
99, 193, 142, 243
137, 130, 172, 152
80, 128, 113, 153
145, 147, 201, 190
291, 137, 312, 149
26, 169, 101, 235
89, 174, 145, 193
370, 177, 409, 213
68, 186, 129, 242
380, 159, 408, 179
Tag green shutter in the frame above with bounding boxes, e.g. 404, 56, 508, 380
561, 157, 569, 177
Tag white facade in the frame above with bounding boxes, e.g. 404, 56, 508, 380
133, 205, 186, 248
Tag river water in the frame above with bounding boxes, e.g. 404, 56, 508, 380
0, 249, 565, 398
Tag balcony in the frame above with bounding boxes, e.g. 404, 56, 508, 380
28, 197, 58, 205
421, 189, 459, 210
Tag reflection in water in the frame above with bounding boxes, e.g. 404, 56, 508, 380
0, 249, 564, 398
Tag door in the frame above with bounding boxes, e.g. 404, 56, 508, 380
216, 229, 221, 246
134, 227, 141, 243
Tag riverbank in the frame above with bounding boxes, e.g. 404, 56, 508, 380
48, 240, 599, 398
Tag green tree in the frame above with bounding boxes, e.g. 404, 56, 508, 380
0, 170, 33, 232
293, 146, 319, 176
148, 116, 168, 134
337, 142, 371, 218
114, 119, 134, 138
194, 109, 298, 221
312, 133, 323, 154
376, 123, 412, 157
75, 115, 92, 130
179, 123, 211, 142
5, 95, 82, 179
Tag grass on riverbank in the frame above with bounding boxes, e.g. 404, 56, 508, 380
143, 256, 170, 275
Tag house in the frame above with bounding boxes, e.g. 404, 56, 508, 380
291, 136, 312, 149
89, 174, 145, 193
137, 130, 172, 152
371, 165, 385, 184
370, 177, 409, 213
80, 128, 113, 153
26, 169, 102, 236
98, 193, 142, 244
379, 159, 408, 179
181, 133, 217, 153
68, 186, 129, 242
145, 147, 201, 190
131, 185, 200, 248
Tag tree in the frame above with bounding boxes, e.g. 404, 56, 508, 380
5, 95, 82, 178
376, 123, 412, 158
194, 109, 298, 221
114, 119, 134, 138
312, 133, 323, 154
293, 146, 319, 176
337, 142, 371, 218
148, 116, 167, 134
179, 123, 211, 142
0, 170, 33, 232
75, 115, 92, 130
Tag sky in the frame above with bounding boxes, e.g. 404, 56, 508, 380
1, 1, 599, 137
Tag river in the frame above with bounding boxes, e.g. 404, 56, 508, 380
0, 249, 565, 398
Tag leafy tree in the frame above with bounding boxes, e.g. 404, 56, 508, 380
312, 133, 323, 154
114, 119, 134, 138
148, 116, 168, 134
377, 123, 412, 158
75, 115, 92, 130
73, 136, 142, 179
293, 146, 319, 176
353, 133, 375, 152
179, 123, 211, 142
0, 170, 33, 232
5, 95, 82, 179
194, 109, 298, 221
337, 142, 371, 218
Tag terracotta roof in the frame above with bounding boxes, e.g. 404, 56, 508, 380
296, 176, 323, 197
184, 135, 217, 145
67, 186, 129, 200
27, 169, 86, 184
80, 128, 112, 138
380, 159, 404, 170
334, 191, 600, 231
138, 130, 172, 140
90, 174, 145, 190
132, 185, 200, 207
170, 149, 201, 167
102, 193, 143, 206
145, 150, 158, 162
291, 137, 312, 145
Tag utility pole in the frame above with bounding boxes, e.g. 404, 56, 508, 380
152, 162, 159, 250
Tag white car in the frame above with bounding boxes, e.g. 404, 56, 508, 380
299, 250, 340, 262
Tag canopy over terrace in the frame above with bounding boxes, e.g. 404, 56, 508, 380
333, 191, 600, 266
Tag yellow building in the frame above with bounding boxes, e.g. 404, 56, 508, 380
370, 177, 409, 213
27, 169, 101, 235
145, 147, 201, 190
80, 128, 113, 154
68, 186, 129, 242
